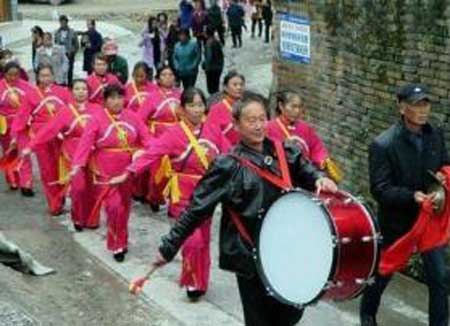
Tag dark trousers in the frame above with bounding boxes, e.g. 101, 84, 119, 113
179, 71, 198, 89
264, 21, 271, 43
230, 26, 242, 48
205, 69, 222, 95
360, 245, 449, 326
251, 18, 262, 37
210, 25, 225, 46
237, 274, 304, 326
67, 53, 75, 87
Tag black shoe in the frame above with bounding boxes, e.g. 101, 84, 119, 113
20, 188, 35, 197
186, 289, 206, 302
132, 195, 145, 203
361, 315, 377, 326
113, 251, 126, 263
73, 224, 83, 232
10, 185, 18, 191
149, 202, 160, 212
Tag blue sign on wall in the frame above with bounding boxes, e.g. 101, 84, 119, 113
279, 13, 311, 64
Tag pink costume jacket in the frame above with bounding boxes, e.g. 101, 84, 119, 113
11, 83, 71, 214
124, 81, 158, 112
128, 119, 230, 291
72, 108, 151, 252
87, 73, 121, 107
266, 117, 329, 167
129, 119, 230, 217
26, 102, 100, 226
206, 97, 240, 146
0, 78, 34, 188
139, 86, 181, 137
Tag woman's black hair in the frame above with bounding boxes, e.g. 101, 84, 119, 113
181, 87, 207, 108
103, 83, 125, 100
178, 28, 191, 40
71, 78, 88, 89
3, 61, 21, 74
223, 70, 245, 87
36, 63, 54, 85
157, 12, 168, 23
232, 91, 269, 122
31, 25, 44, 37
274, 89, 303, 114
155, 64, 174, 80
147, 16, 159, 33
133, 61, 153, 81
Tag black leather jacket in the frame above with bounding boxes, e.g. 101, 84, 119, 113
159, 138, 324, 278
369, 120, 449, 246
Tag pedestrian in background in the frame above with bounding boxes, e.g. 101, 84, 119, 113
139, 16, 162, 71
157, 12, 170, 66
54, 15, 79, 87
250, 0, 263, 38
261, 0, 273, 43
173, 28, 201, 89
202, 28, 224, 95
207, 0, 226, 46
227, 0, 245, 48
35, 32, 69, 85
191, 0, 208, 52
103, 39, 129, 85
31, 25, 44, 72
179, 0, 194, 30
81, 19, 103, 75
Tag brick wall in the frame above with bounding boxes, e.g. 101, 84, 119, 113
272, 1, 450, 198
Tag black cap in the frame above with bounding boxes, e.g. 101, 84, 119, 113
59, 15, 69, 22
396, 84, 429, 104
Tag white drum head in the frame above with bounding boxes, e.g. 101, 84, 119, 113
258, 191, 335, 305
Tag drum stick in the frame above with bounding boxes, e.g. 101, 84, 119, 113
129, 265, 159, 295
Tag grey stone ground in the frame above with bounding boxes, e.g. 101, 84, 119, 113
0, 1, 444, 325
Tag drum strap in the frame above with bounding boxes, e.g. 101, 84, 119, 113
231, 141, 292, 190
227, 207, 255, 247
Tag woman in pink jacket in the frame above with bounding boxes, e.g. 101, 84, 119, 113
0, 62, 34, 195
139, 65, 181, 210
266, 90, 343, 182
124, 61, 158, 113
112, 88, 230, 300
12, 64, 71, 215
206, 70, 245, 146
71, 84, 151, 262
22, 79, 101, 230
87, 53, 121, 106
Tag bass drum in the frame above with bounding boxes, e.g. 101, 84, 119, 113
256, 189, 380, 307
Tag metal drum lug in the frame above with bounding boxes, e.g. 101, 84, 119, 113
325, 280, 343, 289
339, 237, 352, 244
355, 278, 374, 286
295, 303, 305, 310
361, 236, 373, 243
343, 198, 353, 205
331, 236, 338, 247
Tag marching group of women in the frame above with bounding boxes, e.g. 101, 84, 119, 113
0, 52, 341, 301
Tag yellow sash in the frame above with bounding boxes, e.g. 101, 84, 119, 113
276, 118, 291, 139
69, 104, 87, 128
223, 98, 233, 112
5, 81, 20, 109
57, 152, 71, 185
132, 82, 145, 105
180, 121, 209, 170
0, 116, 7, 135
37, 88, 55, 117
104, 108, 130, 149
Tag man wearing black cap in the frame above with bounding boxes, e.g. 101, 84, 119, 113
360, 84, 449, 326
54, 15, 79, 86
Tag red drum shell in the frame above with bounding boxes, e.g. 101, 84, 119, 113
320, 191, 380, 301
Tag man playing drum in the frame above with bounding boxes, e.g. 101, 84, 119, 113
360, 84, 449, 326
149, 91, 337, 325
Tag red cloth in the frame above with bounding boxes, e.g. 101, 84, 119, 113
379, 166, 450, 276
